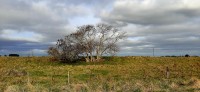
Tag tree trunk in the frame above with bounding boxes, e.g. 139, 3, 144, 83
91, 56, 95, 62
89, 52, 94, 62
85, 57, 90, 62
85, 53, 90, 62
96, 55, 101, 62
96, 45, 102, 61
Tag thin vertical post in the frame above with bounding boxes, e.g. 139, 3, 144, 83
153, 48, 155, 56
27, 72, 30, 84
31, 50, 34, 57
68, 71, 70, 85
166, 67, 170, 79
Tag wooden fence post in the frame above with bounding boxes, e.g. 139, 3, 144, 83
166, 67, 170, 79
68, 71, 70, 85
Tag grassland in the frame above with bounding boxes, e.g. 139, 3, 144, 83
0, 56, 200, 92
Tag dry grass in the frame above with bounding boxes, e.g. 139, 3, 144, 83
0, 56, 200, 91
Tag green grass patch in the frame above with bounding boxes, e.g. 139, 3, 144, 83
92, 69, 109, 75
74, 73, 95, 81
0, 56, 200, 91
30, 70, 46, 76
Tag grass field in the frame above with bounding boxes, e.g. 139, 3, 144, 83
0, 56, 200, 92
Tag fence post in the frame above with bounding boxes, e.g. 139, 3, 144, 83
166, 67, 170, 79
68, 71, 70, 85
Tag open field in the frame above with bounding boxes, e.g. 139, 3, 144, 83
0, 56, 200, 92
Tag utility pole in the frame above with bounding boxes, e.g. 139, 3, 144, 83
153, 47, 155, 56
31, 50, 34, 57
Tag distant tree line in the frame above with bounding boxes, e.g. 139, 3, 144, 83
161, 54, 199, 57
48, 23, 126, 63
0, 54, 19, 57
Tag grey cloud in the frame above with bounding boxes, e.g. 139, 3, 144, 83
0, 0, 93, 55
97, 0, 200, 56
0, 0, 114, 56
50, 0, 114, 7
115, 21, 200, 56
0, 0, 90, 41
1, 0, 200, 56
100, 0, 200, 26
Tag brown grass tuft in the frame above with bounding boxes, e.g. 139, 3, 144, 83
4, 85, 20, 92
189, 77, 200, 89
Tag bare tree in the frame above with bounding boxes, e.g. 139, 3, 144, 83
48, 23, 126, 63
71, 24, 126, 62
94, 23, 126, 61
71, 25, 96, 62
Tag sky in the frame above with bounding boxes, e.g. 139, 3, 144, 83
0, 0, 200, 56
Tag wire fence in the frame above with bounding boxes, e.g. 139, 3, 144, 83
0, 47, 200, 57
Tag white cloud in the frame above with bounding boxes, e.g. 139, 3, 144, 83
0, 29, 44, 42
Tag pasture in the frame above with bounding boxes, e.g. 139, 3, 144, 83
0, 56, 200, 92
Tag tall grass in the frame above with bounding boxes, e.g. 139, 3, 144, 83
0, 56, 200, 91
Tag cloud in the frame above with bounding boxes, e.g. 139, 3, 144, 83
0, 29, 44, 42
0, 0, 113, 56
0, 0, 200, 56
0, 0, 91, 55
96, 0, 200, 56
116, 22, 200, 56
100, 0, 200, 25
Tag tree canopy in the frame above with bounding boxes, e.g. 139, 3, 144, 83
48, 23, 126, 63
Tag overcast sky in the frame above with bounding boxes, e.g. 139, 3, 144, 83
0, 0, 200, 56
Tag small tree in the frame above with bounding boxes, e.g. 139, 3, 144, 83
185, 54, 190, 57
